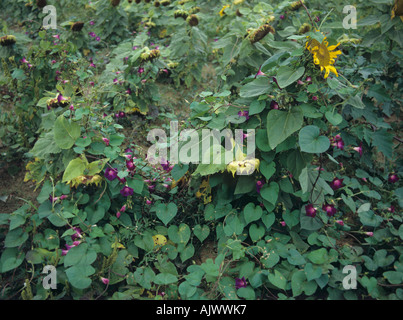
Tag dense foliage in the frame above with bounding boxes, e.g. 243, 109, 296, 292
0, 0, 402, 300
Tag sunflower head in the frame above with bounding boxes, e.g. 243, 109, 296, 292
0, 35, 17, 47
71, 22, 84, 32
391, 0, 403, 20
187, 14, 199, 27
36, 0, 47, 8
249, 24, 275, 44
306, 37, 342, 79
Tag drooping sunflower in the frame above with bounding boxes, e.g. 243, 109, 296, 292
219, 5, 230, 17
391, 0, 403, 21
226, 158, 260, 177
306, 37, 342, 79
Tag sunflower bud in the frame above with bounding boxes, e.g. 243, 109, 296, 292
135, 0, 141, 3
249, 24, 275, 44
289, 0, 304, 11
298, 23, 311, 35
189, 6, 200, 14
167, 62, 178, 69
186, 14, 199, 27
154, 1, 160, 7
140, 48, 161, 62
110, 0, 120, 6
160, 0, 171, 5
144, 21, 156, 28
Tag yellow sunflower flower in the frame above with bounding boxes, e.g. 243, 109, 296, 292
219, 5, 230, 17
306, 37, 342, 79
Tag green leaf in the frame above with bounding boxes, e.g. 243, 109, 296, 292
299, 125, 330, 154
267, 107, 304, 149
371, 129, 393, 159
260, 161, 276, 180
240, 77, 271, 98
383, 271, 403, 285
261, 250, 280, 268
168, 223, 191, 245
300, 209, 323, 231
268, 270, 287, 290
243, 203, 263, 225
4, 228, 29, 248
154, 272, 178, 285
180, 244, 195, 263
325, 111, 343, 125
193, 224, 210, 243
62, 157, 87, 182
127, 175, 144, 194
237, 286, 256, 300
249, 224, 265, 242
304, 263, 323, 281
260, 182, 279, 206
155, 203, 178, 226
249, 100, 266, 116
287, 249, 307, 265
65, 265, 95, 289
0, 248, 25, 273
54, 115, 81, 149
276, 66, 305, 88
307, 248, 328, 265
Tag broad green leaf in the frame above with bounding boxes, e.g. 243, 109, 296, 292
54, 115, 81, 149
276, 66, 305, 88
267, 107, 304, 149
299, 125, 330, 154
240, 77, 271, 98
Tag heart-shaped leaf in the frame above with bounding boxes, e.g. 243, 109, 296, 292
299, 125, 330, 154
260, 161, 276, 180
243, 203, 263, 225
260, 182, 279, 206
267, 107, 303, 149
168, 223, 190, 245
249, 224, 265, 242
276, 66, 305, 88
194, 224, 210, 243
155, 203, 178, 226
325, 111, 343, 125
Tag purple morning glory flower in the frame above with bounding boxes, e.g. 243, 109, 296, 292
238, 110, 249, 120
305, 204, 317, 218
104, 167, 118, 181
388, 173, 399, 184
322, 203, 336, 217
120, 186, 134, 197
256, 180, 265, 193
235, 277, 247, 289
330, 178, 344, 190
